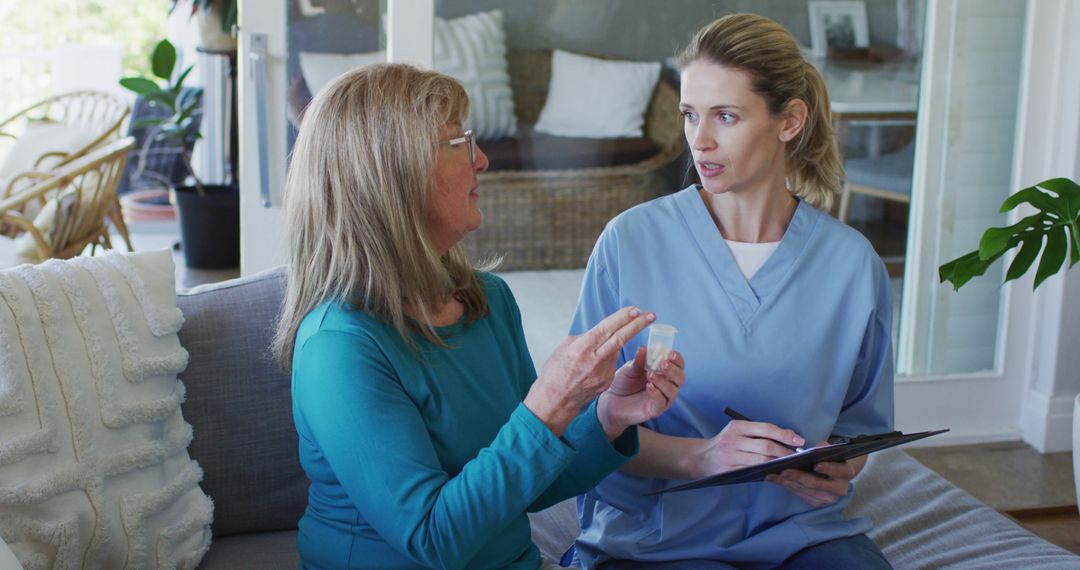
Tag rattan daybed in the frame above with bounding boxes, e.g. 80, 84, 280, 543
464, 49, 685, 270
288, 48, 686, 271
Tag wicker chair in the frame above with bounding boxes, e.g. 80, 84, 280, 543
0, 137, 135, 267
462, 49, 685, 270
0, 91, 132, 248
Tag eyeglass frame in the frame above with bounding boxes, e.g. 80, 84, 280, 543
441, 129, 476, 165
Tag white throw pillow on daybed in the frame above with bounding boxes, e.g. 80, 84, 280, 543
298, 10, 516, 141
0, 249, 213, 569
0, 119, 98, 181
534, 49, 661, 139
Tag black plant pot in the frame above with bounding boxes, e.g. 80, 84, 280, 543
172, 184, 240, 269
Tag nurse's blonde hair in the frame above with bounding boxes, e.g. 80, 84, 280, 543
678, 13, 843, 211
272, 63, 488, 370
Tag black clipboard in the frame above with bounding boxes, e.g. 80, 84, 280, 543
646, 428, 949, 495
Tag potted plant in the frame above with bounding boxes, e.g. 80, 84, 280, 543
938, 177, 1080, 515
170, 0, 238, 52
120, 38, 240, 269
939, 177, 1079, 291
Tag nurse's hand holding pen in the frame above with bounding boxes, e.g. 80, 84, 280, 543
720, 408, 865, 508
685, 416, 806, 478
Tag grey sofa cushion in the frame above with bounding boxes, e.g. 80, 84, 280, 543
177, 266, 309, 538
850, 448, 1077, 569
527, 449, 1079, 568
198, 530, 300, 569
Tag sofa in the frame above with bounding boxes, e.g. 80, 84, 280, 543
177, 265, 1079, 569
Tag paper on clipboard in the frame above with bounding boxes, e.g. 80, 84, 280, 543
646, 428, 949, 495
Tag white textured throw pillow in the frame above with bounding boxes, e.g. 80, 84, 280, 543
534, 50, 661, 139
434, 10, 517, 140
0, 249, 212, 569
299, 50, 386, 96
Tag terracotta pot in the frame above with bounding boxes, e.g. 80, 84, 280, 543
120, 189, 176, 222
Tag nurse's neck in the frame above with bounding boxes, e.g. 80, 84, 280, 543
700, 183, 797, 243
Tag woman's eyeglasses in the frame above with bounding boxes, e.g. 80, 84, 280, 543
441, 129, 476, 164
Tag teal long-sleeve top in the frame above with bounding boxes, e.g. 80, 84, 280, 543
291, 272, 638, 569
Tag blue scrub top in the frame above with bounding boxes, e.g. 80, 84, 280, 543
570, 186, 895, 568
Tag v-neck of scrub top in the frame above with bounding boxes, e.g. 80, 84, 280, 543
675, 186, 818, 329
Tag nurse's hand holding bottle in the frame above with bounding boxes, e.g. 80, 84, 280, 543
599, 345, 686, 440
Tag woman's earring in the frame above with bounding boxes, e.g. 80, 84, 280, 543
784, 177, 792, 191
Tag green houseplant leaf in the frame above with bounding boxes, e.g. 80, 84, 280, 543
119, 38, 205, 196
940, 177, 1080, 291
151, 40, 177, 81
119, 77, 161, 96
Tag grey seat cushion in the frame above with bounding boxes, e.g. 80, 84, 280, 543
177, 266, 309, 538
198, 530, 300, 569
527, 449, 1079, 568
850, 448, 1077, 569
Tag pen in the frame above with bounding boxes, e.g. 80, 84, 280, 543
722, 407, 803, 452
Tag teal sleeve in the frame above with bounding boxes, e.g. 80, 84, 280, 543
528, 399, 638, 512
294, 330, 579, 570
490, 273, 638, 511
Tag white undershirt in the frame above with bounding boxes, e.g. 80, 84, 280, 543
724, 239, 780, 280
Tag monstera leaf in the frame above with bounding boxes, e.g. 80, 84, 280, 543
939, 177, 1080, 291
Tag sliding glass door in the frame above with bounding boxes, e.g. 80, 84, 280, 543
237, 0, 1035, 441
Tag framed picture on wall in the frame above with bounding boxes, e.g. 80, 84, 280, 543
808, 1, 870, 58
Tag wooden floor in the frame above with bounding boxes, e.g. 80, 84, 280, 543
1002, 506, 1080, 555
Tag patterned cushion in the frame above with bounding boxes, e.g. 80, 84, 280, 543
294, 11, 516, 141
0, 249, 212, 569
434, 10, 517, 140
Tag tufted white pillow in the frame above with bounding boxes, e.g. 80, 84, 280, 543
434, 10, 517, 140
534, 50, 661, 139
0, 249, 212, 569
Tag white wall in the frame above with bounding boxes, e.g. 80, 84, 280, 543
1013, 0, 1080, 452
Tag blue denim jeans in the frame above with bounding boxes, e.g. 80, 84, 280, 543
576, 533, 892, 569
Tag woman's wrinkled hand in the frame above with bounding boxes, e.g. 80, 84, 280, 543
524, 306, 655, 436
597, 346, 685, 440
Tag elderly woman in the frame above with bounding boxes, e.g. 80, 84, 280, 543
271, 63, 685, 570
